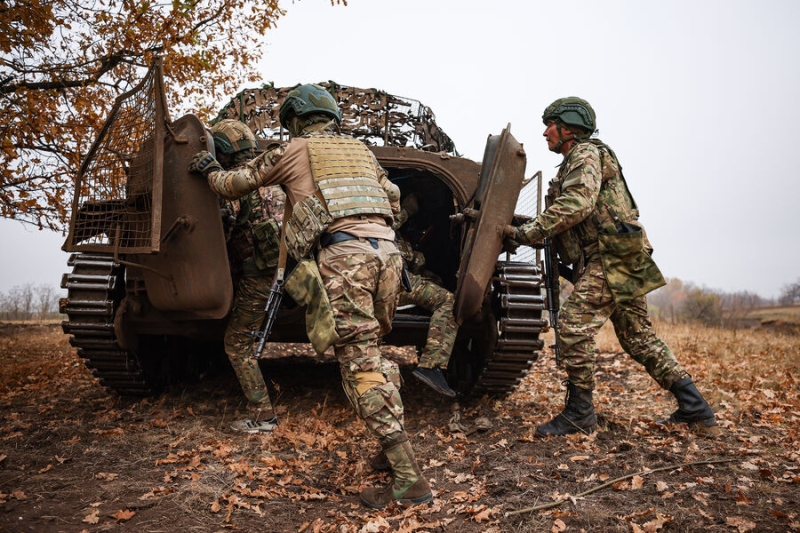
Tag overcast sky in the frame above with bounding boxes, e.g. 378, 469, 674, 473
1, 0, 798, 299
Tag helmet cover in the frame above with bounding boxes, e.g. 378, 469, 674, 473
542, 97, 596, 133
210, 119, 257, 155
279, 84, 342, 129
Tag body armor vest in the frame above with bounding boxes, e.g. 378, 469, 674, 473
228, 186, 285, 274
307, 136, 392, 220
284, 134, 393, 261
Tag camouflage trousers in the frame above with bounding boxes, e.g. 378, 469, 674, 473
398, 273, 457, 369
558, 258, 689, 392
318, 239, 407, 446
224, 274, 274, 414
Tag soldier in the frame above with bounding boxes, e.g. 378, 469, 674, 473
394, 193, 458, 398
504, 97, 717, 437
189, 85, 432, 508
206, 119, 285, 434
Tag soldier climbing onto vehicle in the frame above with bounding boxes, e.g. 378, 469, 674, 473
196, 119, 285, 434
189, 84, 433, 508
504, 97, 718, 437
394, 193, 458, 398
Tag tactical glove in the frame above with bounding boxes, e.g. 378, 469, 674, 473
189, 151, 223, 177
502, 224, 522, 240
502, 236, 521, 255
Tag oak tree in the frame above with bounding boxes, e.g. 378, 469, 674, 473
0, 0, 343, 231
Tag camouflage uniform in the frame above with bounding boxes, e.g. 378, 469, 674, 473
207, 128, 410, 447
517, 140, 688, 393
394, 207, 458, 371
215, 181, 286, 418
318, 239, 405, 442
398, 273, 457, 369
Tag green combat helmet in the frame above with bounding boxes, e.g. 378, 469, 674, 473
278, 84, 342, 130
210, 119, 257, 156
542, 97, 596, 134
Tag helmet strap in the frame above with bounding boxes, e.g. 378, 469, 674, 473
552, 123, 575, 154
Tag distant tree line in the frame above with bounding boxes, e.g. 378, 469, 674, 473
0, 283, 62, 321
779, 279, 800, 306
647, 277, 800, 328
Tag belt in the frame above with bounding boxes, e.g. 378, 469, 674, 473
319, 231, 380, 249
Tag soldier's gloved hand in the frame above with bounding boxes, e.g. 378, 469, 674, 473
502, 236, 521, 254
503, 224, 522, 240
500, 225, 521, 254
401, 193, 420, 217
189, 151, 223, 177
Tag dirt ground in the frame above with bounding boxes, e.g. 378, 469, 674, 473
1, 322, 798, 533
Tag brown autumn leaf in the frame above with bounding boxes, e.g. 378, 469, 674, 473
470, 505, 497, 523
82, 510, 100, 524
725, 516, 756, 532
111, 509, 135, 521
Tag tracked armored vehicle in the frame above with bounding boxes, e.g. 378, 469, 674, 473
60, 59, 546, 397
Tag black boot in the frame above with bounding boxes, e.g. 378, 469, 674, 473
412, 367, 456, 398
536, 381, 597, 437
657, 377, 717, 428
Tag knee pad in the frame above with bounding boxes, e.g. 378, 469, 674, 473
342, 371, 387, 414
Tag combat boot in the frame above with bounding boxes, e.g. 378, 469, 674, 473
360, 438, 432, 508
536, 381, 597, 437
657, 377, 717, 430
369, 450, 390, 471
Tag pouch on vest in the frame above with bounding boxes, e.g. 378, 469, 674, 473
251, 218, 281, 271
284, 194, 333, 261
598, 222, 666, 303
283, 258, 339, 355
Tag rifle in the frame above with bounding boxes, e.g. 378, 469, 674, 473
253, 199, 291, 360
254, 267, 284, 359
542, 237, 562, 367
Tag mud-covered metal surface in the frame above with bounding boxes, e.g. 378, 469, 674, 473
135, 114, 232, 319
453, 126, 528, 325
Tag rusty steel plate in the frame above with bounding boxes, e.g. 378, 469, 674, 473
453, 125, 527, 324
138, 114, 234, 319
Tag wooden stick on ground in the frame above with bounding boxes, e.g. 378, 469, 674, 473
505, 458, 736, 517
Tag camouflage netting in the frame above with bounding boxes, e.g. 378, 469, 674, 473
214, 82, 457, 155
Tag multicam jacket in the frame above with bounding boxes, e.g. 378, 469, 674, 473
224, 185, 286, 277
207, 130, 397, 244
519, 140, 635, 255
518, 140, 664, 300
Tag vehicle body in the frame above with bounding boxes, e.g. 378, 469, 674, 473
60, 59, 546, 397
